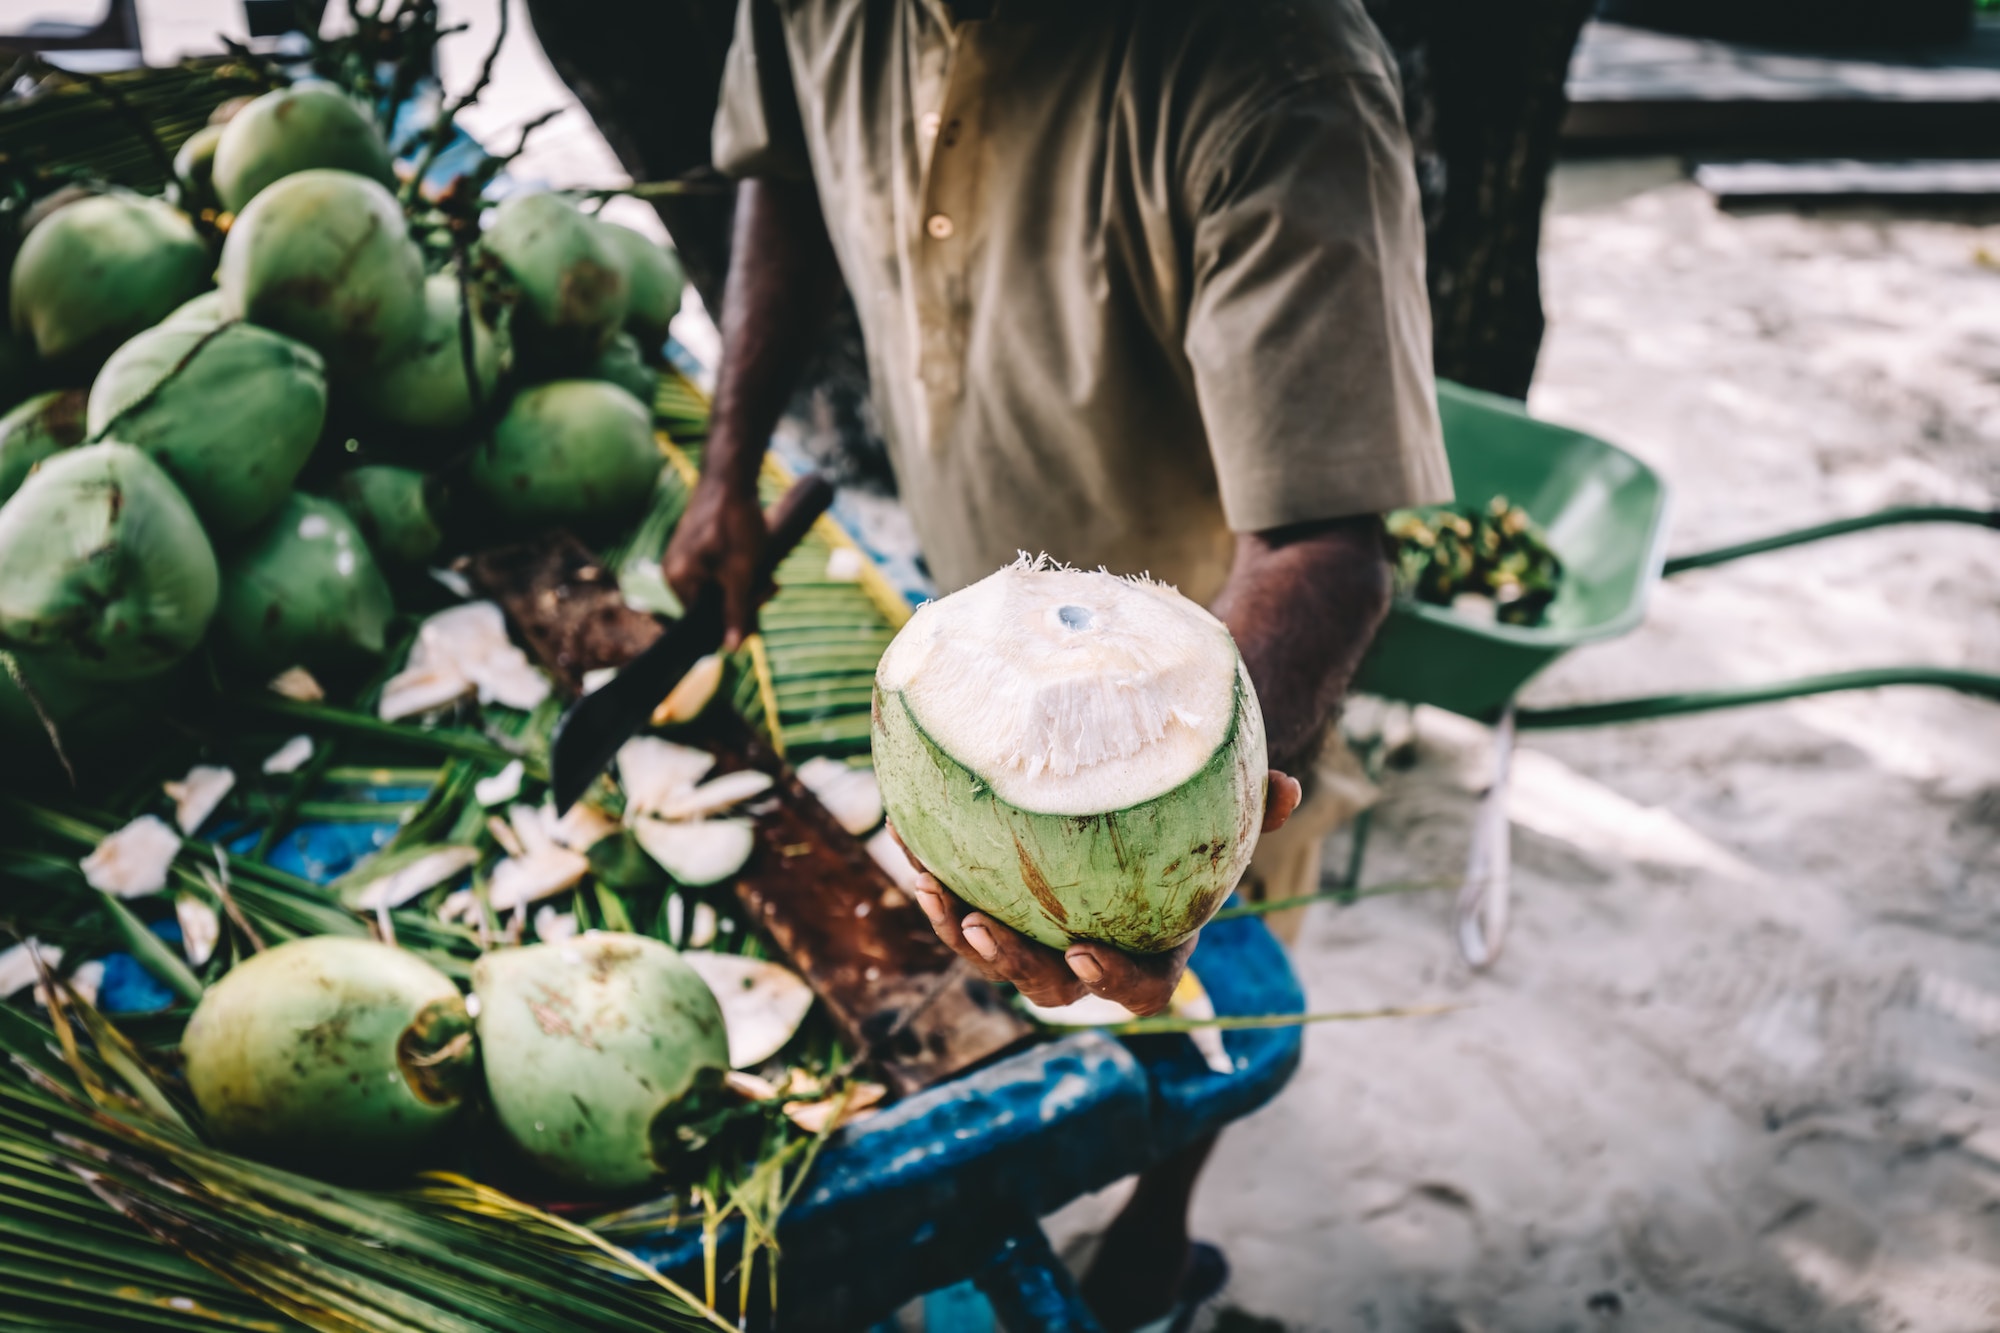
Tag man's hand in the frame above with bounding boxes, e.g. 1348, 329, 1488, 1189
663, 178, 843, 646
663, 479, 770, 651
902, 770, 1302, 1017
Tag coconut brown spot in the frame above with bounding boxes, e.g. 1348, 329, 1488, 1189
1011, 832, 1069, 925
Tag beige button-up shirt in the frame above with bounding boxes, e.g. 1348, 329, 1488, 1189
715, 0, 1451, 602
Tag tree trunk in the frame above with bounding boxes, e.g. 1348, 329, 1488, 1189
1367, 0, 1597, 399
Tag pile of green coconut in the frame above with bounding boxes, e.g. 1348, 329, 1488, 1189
0, 81, 683, 754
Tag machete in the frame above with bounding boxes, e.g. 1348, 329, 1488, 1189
547, 472, 834, 812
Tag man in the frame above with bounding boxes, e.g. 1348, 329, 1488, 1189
663, 0, 1451, 1322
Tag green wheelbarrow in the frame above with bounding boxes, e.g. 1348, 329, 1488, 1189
1349, 381, 2000, 967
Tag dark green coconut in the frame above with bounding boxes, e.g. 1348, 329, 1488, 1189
0, 443, 218, 680
218, 169, 424, 378
328, 465, 445, 566
469, 379, 661, 533
86, 321, 327, 538
0, 389, 86, 506
213, 493, 394, 677
588, 331, 659, 408
211, 85, 395, 214
9, 194, 210, 372
352, 273, 505, 434
479, 193, 628, 369
595, 221, 684, 346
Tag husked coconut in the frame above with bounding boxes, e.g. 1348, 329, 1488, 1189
872, 558, 1266, 953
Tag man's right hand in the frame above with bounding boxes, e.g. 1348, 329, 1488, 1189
662, 476, 770, 652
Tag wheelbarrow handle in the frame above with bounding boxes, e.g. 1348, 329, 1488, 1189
1662, 504, 1998, 576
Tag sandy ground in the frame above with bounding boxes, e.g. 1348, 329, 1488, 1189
97, 5, 2000, 1326
1135, 173, 2000, 1332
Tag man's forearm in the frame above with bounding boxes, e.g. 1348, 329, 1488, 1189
1209, 516, 1392, 774
704, 178, 844, 493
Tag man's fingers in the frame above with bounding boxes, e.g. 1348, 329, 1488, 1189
719, 566, 759, 654
1064, 934, 1197, 1017
1263, 770, 1303, 834
962, 911, 1085, 1007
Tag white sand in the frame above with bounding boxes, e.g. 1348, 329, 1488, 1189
1131, 174, 2000, 1331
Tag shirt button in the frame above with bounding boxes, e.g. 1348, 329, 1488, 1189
926, 213, 955, 240
919, 112, 942, 139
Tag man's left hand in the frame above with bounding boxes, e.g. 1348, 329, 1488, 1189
902, 770, 1302, 1017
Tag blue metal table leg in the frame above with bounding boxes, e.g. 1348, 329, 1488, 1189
971, 1225, 1105, 1333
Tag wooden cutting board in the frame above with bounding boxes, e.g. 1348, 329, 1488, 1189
463, 535, 1032, 1096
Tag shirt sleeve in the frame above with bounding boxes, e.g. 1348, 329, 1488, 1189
1183, 73, 1452, 533
711, 0, 814, 182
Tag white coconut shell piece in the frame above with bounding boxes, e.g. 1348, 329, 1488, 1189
656, 770, 774, 822
824, 546, 866, 581
650, 653, 723, 727
865, 827, 925, 894
261, 735, 314, 775
580, 666, 618, 695
633, 817, 754, 887
80, 815, 181, 898
175, 894, 221, 968
795, 757, 883, 837
0, 939, 60, 998
351, 846, 481, 911
549, 802, 618, 853
438, 888, 479, 924
378, 601, 551, 721
474, 760, 525, 808
784, 1081, 886, 1134
681, 951, 815, 1068
37, 958, 102, 1009
666, 897, 720, 949
266, 667, 325, 702
533, 906, 579, 943
487, 848, 590, 912
616, 736, 715, 818
163, 764, 236, 836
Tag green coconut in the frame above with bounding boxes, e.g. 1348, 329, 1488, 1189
0, 443, 218, 681
588, 331, 659, 408
213, 493, 394, 677
161, 289, 229, 329
595, 221, 683, 346
86, 321, 327, 538
469, 379, 660, 533
872, 560, 1268, 953
9, 194, 209, 371
211, 84, 395, 214
181, 937, 475, 1167
480, 193, 628, 368
0, 389, 85, 505
353, 272, 504, 434
217, 168, 424, 377
171, 123, 225, 216
328, 465, 445, 566
473, 932, 729, 1193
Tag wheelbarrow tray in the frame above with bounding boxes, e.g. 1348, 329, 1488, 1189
1353, 381, 1672, 720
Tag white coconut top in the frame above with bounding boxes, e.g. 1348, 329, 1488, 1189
877, 559, 1243, 814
